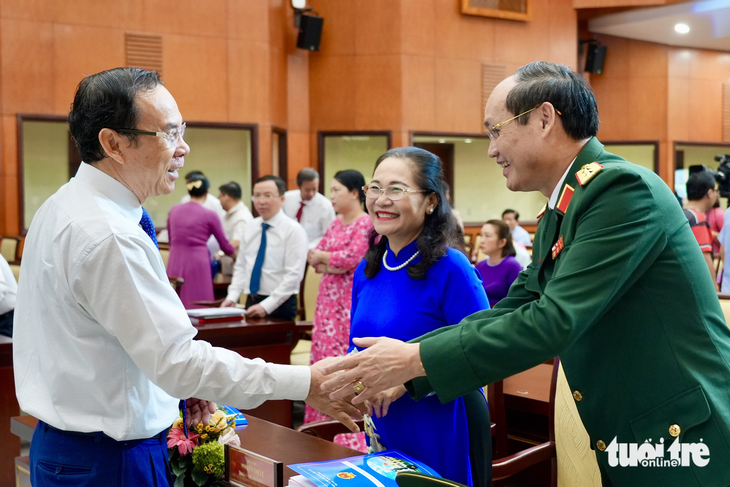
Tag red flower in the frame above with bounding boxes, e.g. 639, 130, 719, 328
167, 427, 199, 456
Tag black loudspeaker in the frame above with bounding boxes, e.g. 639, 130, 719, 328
585, 44, 607, 75
297, 14, 323, 51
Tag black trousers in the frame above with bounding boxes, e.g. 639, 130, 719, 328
0, 309, 13, 338
246, 294, 298, 321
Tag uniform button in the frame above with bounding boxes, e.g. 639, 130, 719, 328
596, 440, 607, 451
573, 390, 583, 402
669, 424, 681, 437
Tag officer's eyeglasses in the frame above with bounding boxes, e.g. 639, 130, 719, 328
114, 122, 186, 147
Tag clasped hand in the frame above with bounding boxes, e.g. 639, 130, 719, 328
317, 337, 425, 406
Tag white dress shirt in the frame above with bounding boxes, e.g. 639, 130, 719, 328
223, 201, 254, 243
226, 209, 308, 314
282, 190, 335, 249
0, 256, 16, 315
14, 163, 310, 441
511, 225, 532, 247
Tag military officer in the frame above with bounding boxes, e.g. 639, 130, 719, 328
321, 61, 730, 486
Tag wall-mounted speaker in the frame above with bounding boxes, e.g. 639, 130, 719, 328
297, 14, 323, 51
585, 44, 607, 75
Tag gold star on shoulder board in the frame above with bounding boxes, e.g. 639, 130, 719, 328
575, 162, 603, 187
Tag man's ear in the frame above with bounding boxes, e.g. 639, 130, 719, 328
538, 102, 559, 132
98, 128, 126, 164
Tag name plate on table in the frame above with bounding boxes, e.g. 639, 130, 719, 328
226, 445, 283, 487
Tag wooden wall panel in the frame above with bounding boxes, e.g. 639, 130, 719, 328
401, 55, 436, 130
52, 24, 126, 114
163, 35, 229, 122
308, 0, 357, 56
353, 0, 402, 56
400, 0, 436, 57
1, 116, 18, 235
142, 0, 227, 37
227, 40, 269, 123
354, 55, 402, 129
287, 132, 310, 189
287, 53, 310, 134
434, 58, 483, 133
1, 20, 55, 115
227, 0, 269, 42
308, 55, 357, 130
667, 76, 689, 142
55, 0, 144, 30
432, 0, 495, 60
688, 79, 722, 142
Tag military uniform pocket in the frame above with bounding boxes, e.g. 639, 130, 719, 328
629, 385, 730, 486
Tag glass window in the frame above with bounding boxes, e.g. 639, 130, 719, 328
321, 134, 389, 196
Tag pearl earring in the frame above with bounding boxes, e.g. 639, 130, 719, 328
428, 208, 434, 214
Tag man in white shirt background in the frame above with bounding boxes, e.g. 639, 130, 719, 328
222, 175, 308, 321
283, 168, 335, 249
14, 67, 361, 486
0, 254, 16, 337
217, 181, 254, 275
502, 208, 532, 247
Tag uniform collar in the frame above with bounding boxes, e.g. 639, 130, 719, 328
548, 137, 604, 215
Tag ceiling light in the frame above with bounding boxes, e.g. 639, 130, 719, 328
465, 139, 472, 144
438, 139, 446, 144
674, 23, 690, 34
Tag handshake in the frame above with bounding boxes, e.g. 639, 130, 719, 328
306, 337, 427, 433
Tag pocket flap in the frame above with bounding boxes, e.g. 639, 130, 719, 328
629, 385, 711, 443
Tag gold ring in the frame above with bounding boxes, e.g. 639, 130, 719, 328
352, 380, 365, 395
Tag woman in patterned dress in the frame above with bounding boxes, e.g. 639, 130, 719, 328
303, 170, 373, 451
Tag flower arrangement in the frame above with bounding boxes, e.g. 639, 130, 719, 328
167, 407, 241, 487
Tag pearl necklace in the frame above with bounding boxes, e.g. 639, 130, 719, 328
382, 249, 420, 271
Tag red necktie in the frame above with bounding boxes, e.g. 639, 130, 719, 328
296, 201, 306, 222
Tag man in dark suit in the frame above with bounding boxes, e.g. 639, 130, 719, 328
321, 62, 730, 486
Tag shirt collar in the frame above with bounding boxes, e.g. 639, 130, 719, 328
547, 158, 576, 210
262, 208, 286, 226
227, 201, 244, 215
75, 163, 142, 223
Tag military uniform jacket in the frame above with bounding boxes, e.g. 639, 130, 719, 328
409, 138, 730, 486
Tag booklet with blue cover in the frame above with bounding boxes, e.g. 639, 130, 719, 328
289, 450, 441, 487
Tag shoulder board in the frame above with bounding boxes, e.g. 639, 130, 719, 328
575, 162, 604, 187
536, 204, 547, 221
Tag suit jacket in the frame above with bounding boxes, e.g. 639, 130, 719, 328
409, 138, 730, 486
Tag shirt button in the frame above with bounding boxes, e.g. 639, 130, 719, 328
669, 424, 681, 437
596, 440, 607, 451
573, 390, 583, 402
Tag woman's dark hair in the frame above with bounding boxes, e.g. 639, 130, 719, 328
507, 61, 599, 141
364, 147, 459, 280
186, 174, 210, 197
69, 67, 162, 163
334, 169, 366, 209
485, 219, 516, 258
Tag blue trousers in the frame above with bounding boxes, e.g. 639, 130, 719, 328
30, 420, 172, 487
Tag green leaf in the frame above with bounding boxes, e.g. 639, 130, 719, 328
174, 474, 186, 487
171, 460, 186, 477
192, 468, 210, 486
179, 453, 192, 470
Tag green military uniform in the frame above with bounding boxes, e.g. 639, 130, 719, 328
409, 138, 730, 486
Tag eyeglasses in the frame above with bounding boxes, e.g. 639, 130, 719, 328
485, 106, 562, 140
114, 122, 186, 147
252, 193, 279, 201
362, 184, 428, 201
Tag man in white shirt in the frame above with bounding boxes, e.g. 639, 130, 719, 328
222, 175, 308, 321
502, 209, 532, 247
14, 68, 361, 486
282, 168, 335, 249
218, 181, 253, 249
0, 255, 16, 337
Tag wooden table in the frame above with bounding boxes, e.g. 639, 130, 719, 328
192, 317, 309, 427
0, 336, 18, 487
12, 415, 360, 485
503, 363, 553, 446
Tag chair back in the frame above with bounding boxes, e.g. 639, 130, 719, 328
168, 276, 184, 297
0, 237, 20, 263
298, 264, 323, 322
